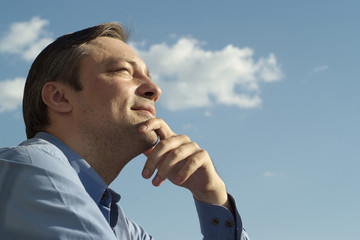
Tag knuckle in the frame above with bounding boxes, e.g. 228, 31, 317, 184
170, 148, 182, 159
190, 142, 200, 149
199, 149, 208, 156
188, 154, 201, 166
189, 150, 208, 165
179, 134, 190, 142
181, 157, 200, 177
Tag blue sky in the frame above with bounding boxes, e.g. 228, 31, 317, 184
1, 1, 359, 239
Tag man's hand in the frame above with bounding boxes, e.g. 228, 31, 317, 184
139, 118, 231, 209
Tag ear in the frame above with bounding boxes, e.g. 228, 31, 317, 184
42, 82, 73, 113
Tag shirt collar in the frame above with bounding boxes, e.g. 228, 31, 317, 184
34, 132, 108, 205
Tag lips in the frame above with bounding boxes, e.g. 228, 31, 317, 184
131, 105, 156, 118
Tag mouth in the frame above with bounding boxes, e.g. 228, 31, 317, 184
131, 105, 156, 118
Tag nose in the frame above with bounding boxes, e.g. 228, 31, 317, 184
136, 77, 162, 102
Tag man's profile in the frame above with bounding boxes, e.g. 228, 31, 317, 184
0, 22, 249, 240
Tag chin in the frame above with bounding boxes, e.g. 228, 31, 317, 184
137, 132, 157, 157
143, 130, 158, 147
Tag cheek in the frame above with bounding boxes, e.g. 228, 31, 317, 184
107, 86, 134, 116
82, 80, 136, 117
88, 82, 122, 103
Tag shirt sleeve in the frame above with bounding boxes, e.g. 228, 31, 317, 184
0, 159, 118, 240
112, 202, 154, 240
194, 194, 249, 240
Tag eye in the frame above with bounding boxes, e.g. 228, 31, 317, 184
116, 68, 131, 74
109, 67, 133, 77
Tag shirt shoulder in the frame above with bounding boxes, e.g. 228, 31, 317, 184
0, 137, 72, 172
0, 148, 116, 239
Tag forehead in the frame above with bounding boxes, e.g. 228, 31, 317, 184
85, 37, 145, 66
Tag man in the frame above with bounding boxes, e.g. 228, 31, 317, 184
0, 22, 249, 239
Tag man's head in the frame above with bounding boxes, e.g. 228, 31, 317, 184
23, 22, 129, 139
65, 36, 161, 158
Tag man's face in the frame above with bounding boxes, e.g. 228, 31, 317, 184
73, 37, 161, 153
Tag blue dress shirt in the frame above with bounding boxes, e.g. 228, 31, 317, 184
0, 132, 249, 239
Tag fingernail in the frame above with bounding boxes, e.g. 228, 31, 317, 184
153, 176, 161, 186
142, 168, 151, 178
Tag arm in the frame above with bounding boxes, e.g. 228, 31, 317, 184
138, 118, 248, 240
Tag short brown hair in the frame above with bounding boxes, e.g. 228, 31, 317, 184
23, 22, 129, 139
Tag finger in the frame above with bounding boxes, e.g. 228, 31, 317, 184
142, 135, 191, 181
143, 147, 154, 158
149, 134, 191, 165
153, 141, 200, 186
142, 155, 166, 179
138, 118, 176, 140
172, 149, 209, 186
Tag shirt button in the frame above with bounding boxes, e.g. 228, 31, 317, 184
211, 218, 219, 226
225, 219, 233, 227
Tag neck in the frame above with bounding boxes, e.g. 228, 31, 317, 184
47, 127, 141, 185
80, 139, 138, 185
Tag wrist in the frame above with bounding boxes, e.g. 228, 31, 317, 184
192, 181, 228, 206
193, 187, 234, 215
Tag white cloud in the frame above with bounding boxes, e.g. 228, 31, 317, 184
313, 65, 329, 74
131, 37, 283, 111
0, 21, 283, 113
0, 17, 53, 61
264, 171, 285, 178
264, 171, 276, 177
0, 78, 26, 112
304, 64, 329, 81
182, 123, 193, 131
204, 110, 212, 117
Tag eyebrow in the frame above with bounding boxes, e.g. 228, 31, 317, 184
104, 57, 151, 79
